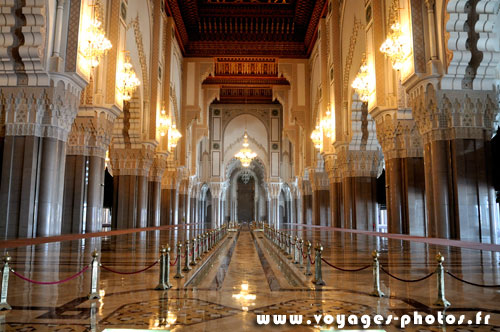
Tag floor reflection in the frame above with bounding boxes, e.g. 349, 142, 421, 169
0, 223, 499, 331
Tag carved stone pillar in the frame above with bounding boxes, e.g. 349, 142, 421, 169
325, 155, 343, 228
63, 108, 116, 234
374, 110, 426, 236
310, 168, 330, 226
268, 182, 282, 229
337, 148, 381, 231
301, 180, 312, 226
160, 171, 176, 225
110, 144, 154, 229
410, 86, 499, 242
148, 154, 168, 227
0, 83, 81, 238
209, 182, 224, 228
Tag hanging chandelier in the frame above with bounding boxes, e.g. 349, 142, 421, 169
351, 55, 374, 102
310, 125, 323, 150
235, 131, 257, 167
117, 54, 141, 101
158, 108, 172, 137
168, 124, 182, 151
81, 3, 112, 68
380, 20, 411, 70
320, 106, 335, 139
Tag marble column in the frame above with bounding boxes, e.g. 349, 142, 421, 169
0, 85, 81, 239
374, 112, 426, 236
268, 182, 282, 228
148, 180, 161, 227
110, 145, 154, 230
209, 182, 224, 228
409, 89, 498, 243
160, 188, 175, 225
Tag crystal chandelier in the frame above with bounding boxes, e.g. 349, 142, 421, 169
310, 125, 323, 150
235, 131, 257, 167
320, 106, 335, 139
168, 124, 182, 151
351, 55, 374, 102
81, 3, 112, 68
158, 108, 172, 137
380, 19, 411, 70
117, 54, 141, 101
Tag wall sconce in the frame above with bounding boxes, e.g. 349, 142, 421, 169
117, 54, 140, 101
80, 2, 112, 68
351, 55, 374, 102
379, 5, 412, 71
310, 126, 323, 150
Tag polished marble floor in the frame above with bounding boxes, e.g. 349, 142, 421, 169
0, 223, 499, 331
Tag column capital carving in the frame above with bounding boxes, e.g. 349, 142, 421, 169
149, 153, 169, 182
0, 83, 82, 141
409, 84, 499, 144
337, 145, 382, 178
267, 182, 282, 199
209, 182, 225, 199
67, 107, 118, 158
309, 169, 329, 191
109, 143, 155, 177
373, 109, 423, 160
324, 154, 341, 183
161, 169, 178, 189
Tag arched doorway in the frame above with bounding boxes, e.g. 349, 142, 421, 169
237, 174, 255, 222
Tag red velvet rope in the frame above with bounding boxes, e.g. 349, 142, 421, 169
170, 256, 179, 266
309, 254, 315, 265
10, 265, 89, 285
100, 260, 159, 275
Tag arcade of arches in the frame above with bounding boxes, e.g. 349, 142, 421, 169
1, 0, 500, 331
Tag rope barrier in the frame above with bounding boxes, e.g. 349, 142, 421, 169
308, 254, 315, 265
321, 258, 370, 272
446, 271, 500, 288
380, 265, 435, 283
10, 265, 89, 285
100, 260, 159, 275
170, 256, 179, 266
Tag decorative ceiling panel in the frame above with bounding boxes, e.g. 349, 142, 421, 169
165, 0, 326, 58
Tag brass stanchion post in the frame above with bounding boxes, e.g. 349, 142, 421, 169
293, 236, 299, 264
371, 250, 384, 297
155, 245, 172, 290
305, 241, 312, 276
183, 240, 192, 272
88, 250, 101, 299
312, 243, 325, 285
204, 233, 209, 253
174, 242, 184, 279
298, 239, 304, 266
434, 253, 451, 307
287, 235, 293, 259
190, 238, 197, 266
0, 253, 12, 310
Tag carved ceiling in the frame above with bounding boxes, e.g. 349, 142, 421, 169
164, 0, 327, 58
204, 57, 289, 103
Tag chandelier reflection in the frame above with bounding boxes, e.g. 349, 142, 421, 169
235, 132, 257, 167
351, 55, 374, 102
80, 2, 112, 68
117, 54, 141, 101
310, 125, 322, 150
232, 282, 256, 311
